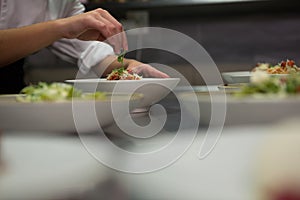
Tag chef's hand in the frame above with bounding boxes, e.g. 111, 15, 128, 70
126, 59, 170, 78
94, 55, 169, 78
60, 8, 128, 53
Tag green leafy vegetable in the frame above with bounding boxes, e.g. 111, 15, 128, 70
17, 82, 106, 102
234, 74, 300, 98
111, 67, 126, 76
117, 49, 126, 68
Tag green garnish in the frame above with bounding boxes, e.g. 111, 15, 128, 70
117, 49, 127, 68
17, 82, 106, 102
111, 67, 126, 75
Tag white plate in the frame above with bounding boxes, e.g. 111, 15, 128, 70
222, 71, 251, 84
179, 91, 300, 126
222, 71, 291, 84
0, 94, 140, 133
66, 78, 180, 109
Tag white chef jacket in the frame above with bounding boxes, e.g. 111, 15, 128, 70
0, 0, 114, 74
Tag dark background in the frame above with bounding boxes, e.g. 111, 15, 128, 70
26, 0, 300, 85
83, 0, 300, 84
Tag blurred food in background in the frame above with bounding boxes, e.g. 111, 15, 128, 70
255, 118, 300, 200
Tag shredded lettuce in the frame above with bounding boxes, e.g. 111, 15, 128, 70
234, 73, 300, 98
17, 82, 106, 102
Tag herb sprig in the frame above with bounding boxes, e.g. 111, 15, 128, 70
117, 48, 127, 68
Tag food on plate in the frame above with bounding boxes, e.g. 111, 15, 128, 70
106, 49, 142, 80
106, 67, 142, 80
252, 59, 300, 74
234, 71, 300, 97
17, 82, 106, 102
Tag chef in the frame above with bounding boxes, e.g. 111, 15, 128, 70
0, 0, 168, 94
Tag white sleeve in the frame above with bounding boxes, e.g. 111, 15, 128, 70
50, 39, 114, 74
77, 42, 114, 74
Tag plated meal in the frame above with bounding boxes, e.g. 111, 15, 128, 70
181, 65, 300, 126
222, 59, 300, 84
68, 49, 179, 110
220, 67, 300, 98
0, 82, 141, 133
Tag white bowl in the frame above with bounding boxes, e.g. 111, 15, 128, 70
222, 71, 251, 84
66, 78, 180, 109
0, 94, 141, 133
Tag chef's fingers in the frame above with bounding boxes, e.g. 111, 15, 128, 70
95, 9, 127, 53
131, 64, 170, 78
96, 9, 123, 34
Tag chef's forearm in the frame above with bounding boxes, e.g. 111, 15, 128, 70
0, 21, 63, 67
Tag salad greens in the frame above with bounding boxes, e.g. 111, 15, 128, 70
235, 73, 300, 98
17, 82, 106, 102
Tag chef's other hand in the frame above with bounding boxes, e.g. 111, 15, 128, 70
60, 8, 128, 53
126, 59, 170, 78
